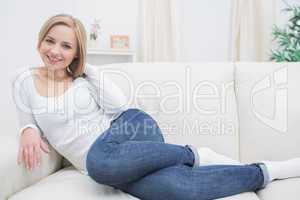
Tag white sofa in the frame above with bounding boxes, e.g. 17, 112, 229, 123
2, 62, 300, 200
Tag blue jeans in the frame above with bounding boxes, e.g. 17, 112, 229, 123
86, 108, 267, 200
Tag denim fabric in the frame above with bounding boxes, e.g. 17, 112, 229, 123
86, 108, 265, 200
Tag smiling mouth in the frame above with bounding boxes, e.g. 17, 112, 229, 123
47, 55, 63, 64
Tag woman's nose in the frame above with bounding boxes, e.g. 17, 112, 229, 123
49, 44, 61, 55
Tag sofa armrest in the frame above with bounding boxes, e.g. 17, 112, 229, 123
0, 135, 62, 200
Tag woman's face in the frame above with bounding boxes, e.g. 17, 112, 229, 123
38, 24, 78, 71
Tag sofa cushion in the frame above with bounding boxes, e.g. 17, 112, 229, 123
9, 167, 138, 200
235, 62, 300, 163
256, 178, 300, 200
9, 166, 260, 200
0, 134, 62, 200
100, 63, 240, 160
218, 192, 260, 200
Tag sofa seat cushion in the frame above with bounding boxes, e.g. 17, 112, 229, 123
9, 166, 138, 200
256, 178, 300, 200
9, 166, 261, 200
219, 192, 260, 200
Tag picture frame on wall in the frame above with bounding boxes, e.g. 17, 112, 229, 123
110, 35, 130, 49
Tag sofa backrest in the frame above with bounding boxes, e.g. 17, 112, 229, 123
235, 62, 300, 163
99, 63, 240, 160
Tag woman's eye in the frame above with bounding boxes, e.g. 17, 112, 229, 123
62, 45, 71, 49
45, 39, 54, 43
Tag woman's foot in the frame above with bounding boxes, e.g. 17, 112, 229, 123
263, 158, 300, 182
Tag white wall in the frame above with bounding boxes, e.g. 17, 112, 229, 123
179, 0, 232, 62
74, 0, 138, 50
178, 0, 299, 62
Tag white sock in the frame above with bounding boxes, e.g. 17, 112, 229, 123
263, 158, 300, 182
197, 147, 242, 166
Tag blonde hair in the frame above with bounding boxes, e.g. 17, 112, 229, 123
37, 14, 87, 78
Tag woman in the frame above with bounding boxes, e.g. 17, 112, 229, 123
12, 14, 300, 200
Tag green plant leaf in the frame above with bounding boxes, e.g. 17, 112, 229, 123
270, 4, 300, 62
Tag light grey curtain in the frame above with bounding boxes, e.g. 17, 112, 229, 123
138, 0, 181, 62
230, 0, 278, 61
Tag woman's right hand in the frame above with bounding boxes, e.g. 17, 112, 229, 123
17, 128, 50, 171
